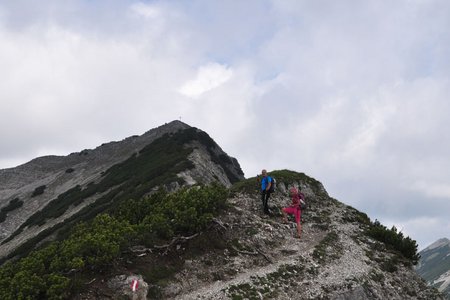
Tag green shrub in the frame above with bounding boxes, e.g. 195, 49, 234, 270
231, 177, 260, 195
366, 220, 419, 265
0, 198, 24, 223
0, 212, 5, 223
1, 198, 23, 212
116, 183, 228, 239
0, 184, 228, 299
31, 185, 46, 197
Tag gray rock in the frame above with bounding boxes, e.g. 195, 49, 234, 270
107, 274, 149, 300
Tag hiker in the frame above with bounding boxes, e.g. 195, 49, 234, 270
282, 186, 305, 238
260, 169, 273, 215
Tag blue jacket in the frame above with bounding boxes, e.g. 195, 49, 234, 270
261, 176, 272, 191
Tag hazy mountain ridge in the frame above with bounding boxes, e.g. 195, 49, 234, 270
417, 238, 450, 299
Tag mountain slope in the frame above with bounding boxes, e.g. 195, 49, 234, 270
417, 238, 450, 298
65, 170, 442, 300
0, 121, 244, 261
0, 123, 442, 299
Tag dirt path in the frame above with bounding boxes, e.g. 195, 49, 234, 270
180, 224, 327, 300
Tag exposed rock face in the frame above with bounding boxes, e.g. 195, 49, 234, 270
162, 181, 440, 300
0, 121, 244, 260
107, 275, 149, 300
178, 144, 235, 188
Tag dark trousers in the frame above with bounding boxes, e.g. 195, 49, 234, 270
261, 190, 271, 214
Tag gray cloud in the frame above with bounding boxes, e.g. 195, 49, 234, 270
0, 0, 449, 249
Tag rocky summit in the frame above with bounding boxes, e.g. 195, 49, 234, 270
0, 122, 444, 299
0, 121, 243, 262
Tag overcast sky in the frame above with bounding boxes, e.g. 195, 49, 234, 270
1, 0, 449, 250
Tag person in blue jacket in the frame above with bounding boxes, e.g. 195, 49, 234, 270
260, 169, 273, 214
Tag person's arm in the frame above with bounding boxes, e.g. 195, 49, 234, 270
266, 178, 272, 191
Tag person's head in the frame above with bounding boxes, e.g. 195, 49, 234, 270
289, 187, 298, 195
261, 169, 267, 177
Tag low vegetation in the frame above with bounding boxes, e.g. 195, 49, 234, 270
231, 169, 324, 196
366, 220, 420, 265
31, 185, 46, 197
226, 263, 306, 300
2, 128, 221, 250
0, 184, 228, 299
0, 198, 24, 223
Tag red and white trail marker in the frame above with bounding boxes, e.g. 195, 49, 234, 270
130, 279, 139, 292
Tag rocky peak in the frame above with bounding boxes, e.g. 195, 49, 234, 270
0, 122, 243, 261
424, 238, 450, 251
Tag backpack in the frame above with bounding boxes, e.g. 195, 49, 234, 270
268, 176, 276, 193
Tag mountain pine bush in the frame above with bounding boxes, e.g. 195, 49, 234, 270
0, 184, 228, 299
366, 220, 420, 264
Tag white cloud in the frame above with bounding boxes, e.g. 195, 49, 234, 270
413, 181, 450, 199
0, 0, 450, 250
179, 63, 233, 98
130, 2, 161, 19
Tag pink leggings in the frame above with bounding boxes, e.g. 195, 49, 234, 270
283, 206, 301, 223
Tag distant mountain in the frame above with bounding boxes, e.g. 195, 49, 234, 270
417, 238, 450, 298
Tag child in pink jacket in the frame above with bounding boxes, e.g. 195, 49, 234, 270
282, 187, 305, 238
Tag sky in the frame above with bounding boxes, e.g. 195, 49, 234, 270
0, 0, 449, 250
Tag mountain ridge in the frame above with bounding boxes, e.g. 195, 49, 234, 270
0, 121, 243, 261
0, 121, 443, 299
417, 237, 450, 299
423, 238, 450, 252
